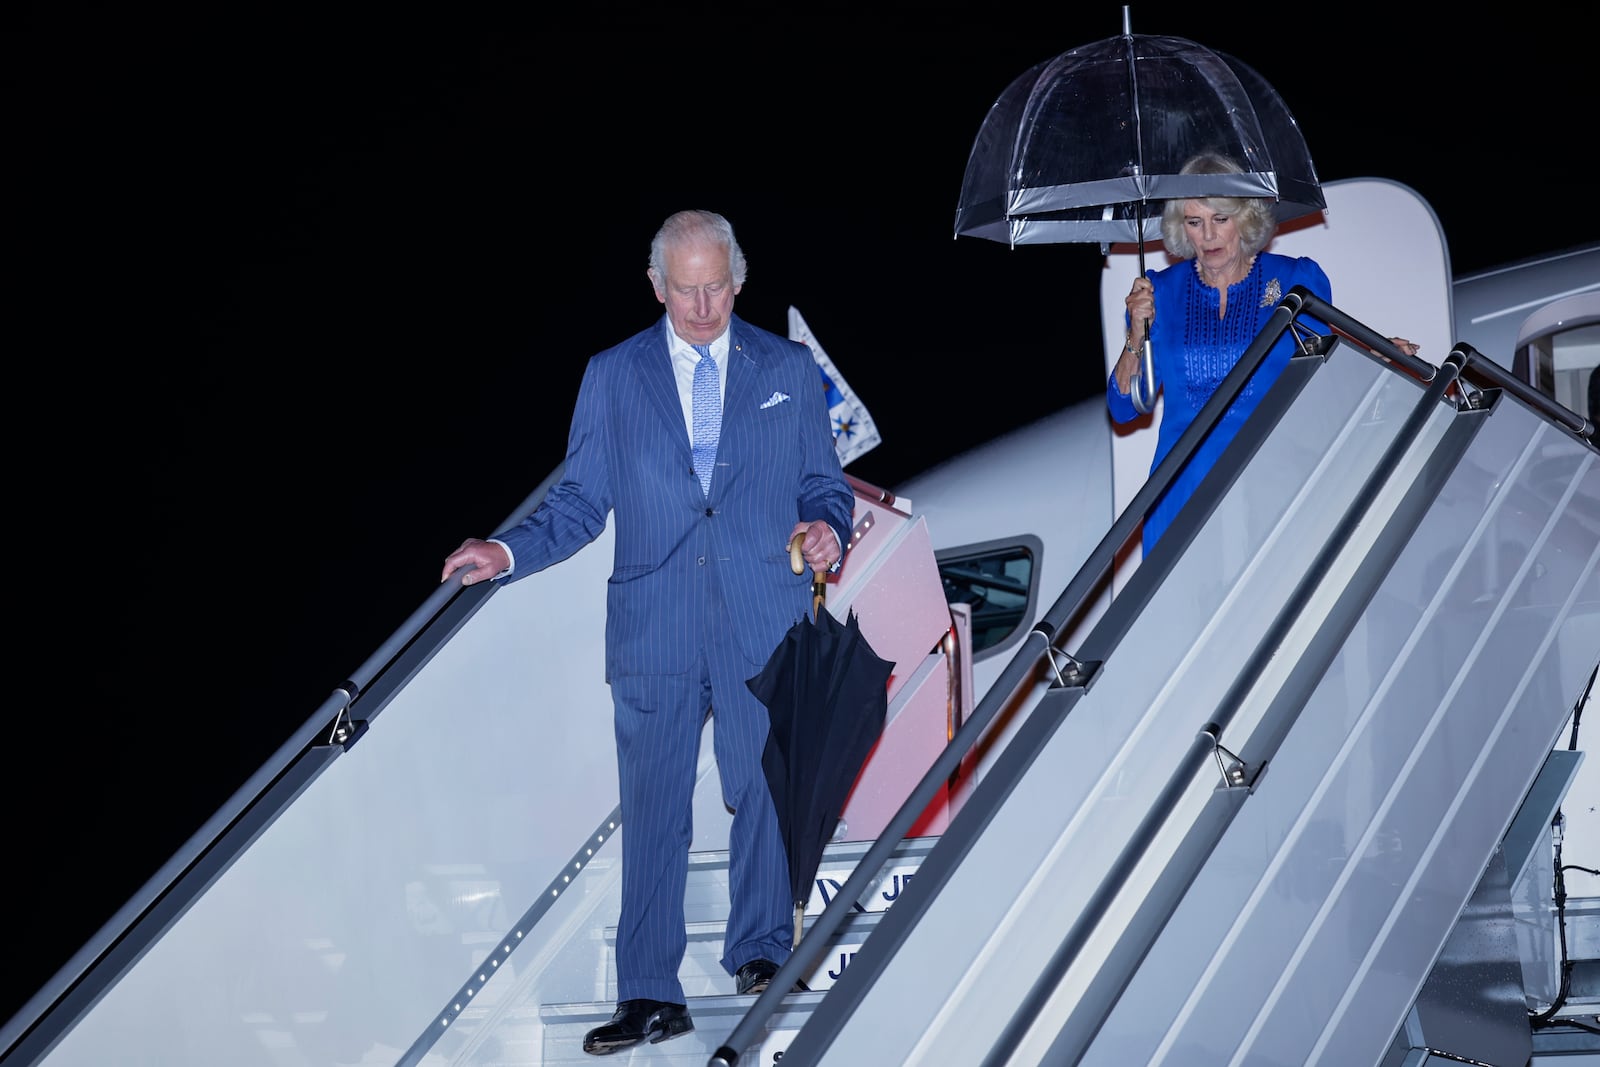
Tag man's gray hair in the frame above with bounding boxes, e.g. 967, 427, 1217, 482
649, 209, 748, 286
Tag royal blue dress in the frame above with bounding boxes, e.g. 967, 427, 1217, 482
1107, 251, 1332, 551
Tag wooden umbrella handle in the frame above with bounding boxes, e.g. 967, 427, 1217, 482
789, 532, 827, 617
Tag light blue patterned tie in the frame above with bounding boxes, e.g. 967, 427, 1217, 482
691, 343, 719, 495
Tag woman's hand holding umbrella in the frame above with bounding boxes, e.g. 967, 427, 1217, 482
1116, 274, 1157, 413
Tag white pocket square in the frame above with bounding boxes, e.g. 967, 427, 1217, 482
759, 391, 791, 409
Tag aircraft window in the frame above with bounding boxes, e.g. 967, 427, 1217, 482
1510, 304, 1599, 419
937, 539, 1039, 655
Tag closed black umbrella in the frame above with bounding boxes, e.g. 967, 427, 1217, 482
747, 538, 893, 945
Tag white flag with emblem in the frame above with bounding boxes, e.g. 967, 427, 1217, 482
787, 306, 882, 467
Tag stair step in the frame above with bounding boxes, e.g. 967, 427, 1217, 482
535, 992, 824, 1067
579, 838, 934, 1001
444, 837, 938, 1063
595, 910, 886, 999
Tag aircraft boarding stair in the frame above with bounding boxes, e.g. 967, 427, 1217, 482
4, 292, 1596, 1067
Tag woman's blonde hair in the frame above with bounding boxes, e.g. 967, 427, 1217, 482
1160, 152, 1276, 260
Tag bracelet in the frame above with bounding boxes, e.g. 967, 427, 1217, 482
1123, 339, 1138, 353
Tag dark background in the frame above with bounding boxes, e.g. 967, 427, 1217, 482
13, 8, 1598, 1028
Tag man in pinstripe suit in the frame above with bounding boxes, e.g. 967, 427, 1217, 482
442, 209, 853, 1054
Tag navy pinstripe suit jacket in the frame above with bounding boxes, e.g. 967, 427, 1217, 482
494, 313, 854, 679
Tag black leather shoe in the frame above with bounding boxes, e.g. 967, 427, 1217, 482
734, 958, 780, 995
582, 999, 692, 1055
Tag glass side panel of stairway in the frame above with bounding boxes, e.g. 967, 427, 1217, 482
789, 342, 1598, 1065
31, 478, 968, 1067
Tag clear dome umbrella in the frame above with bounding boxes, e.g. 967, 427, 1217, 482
954, 6, 1326, 411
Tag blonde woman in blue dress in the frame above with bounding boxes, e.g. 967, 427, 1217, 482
1107, 151, 1419, 552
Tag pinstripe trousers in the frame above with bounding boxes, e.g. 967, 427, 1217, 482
609, 577, 793, 1005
